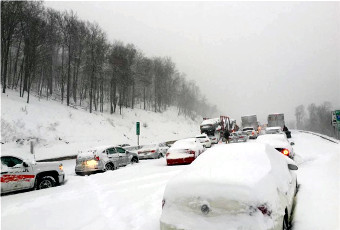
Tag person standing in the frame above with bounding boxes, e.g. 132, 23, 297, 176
224, 129, 230, 144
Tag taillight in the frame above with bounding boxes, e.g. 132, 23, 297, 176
258, 205, 271, 216
281, 149, 290, 156
59, 164, 63, 171
95, 156, 100, 161
162, 199, 165, 209
239, 136, 244, 138
188, 150, 195, 154
151, 150, 156, 153
138, 151, 141, 154
166, 152, 170, 157
252, 131, 255, 135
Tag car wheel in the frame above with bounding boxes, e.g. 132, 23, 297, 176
131, 157, 139, 164
105, 163, 115, 171
37, 176, 56, 190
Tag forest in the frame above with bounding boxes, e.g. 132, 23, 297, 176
1, 1, 218, 118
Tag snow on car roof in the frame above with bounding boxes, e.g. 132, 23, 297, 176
171, 138, 197, 149
201, 118, 220, 126
164, 143, 292, 204
266, 127, 282, 130
257, 134, 290, 148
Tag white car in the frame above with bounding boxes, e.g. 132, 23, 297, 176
256, 134, 295, 159
265, 126, 283, 134
208, 135, 219, 144
195, 134, 212, 148
160, 143, 298, 230
242, 127, 258, 139
166, 138, 205, 165
136, 143, 169, 159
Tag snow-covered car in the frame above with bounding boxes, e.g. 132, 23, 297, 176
166, 138, 205, 165
265, 126, 283, 134
137, 143, 169, 159
1, 155, 65, 194
243, 127, 258, 139
75, 146, 130, 175
195, 134, 212, 148
160, 143, 298, 230
256, 134, 295, 159
208, 135, 219, 144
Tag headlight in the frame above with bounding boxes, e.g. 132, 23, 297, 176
86, 159, 98, 167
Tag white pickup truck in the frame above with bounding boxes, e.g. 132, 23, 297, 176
1, 155, 65, 194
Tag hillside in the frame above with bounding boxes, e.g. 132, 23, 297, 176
1, 90, 201, 160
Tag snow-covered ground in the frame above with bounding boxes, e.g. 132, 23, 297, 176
1, 131, 339, 230
1, 90, 200, 160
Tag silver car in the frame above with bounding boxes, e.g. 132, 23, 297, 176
137, 143, 169, 159
75, 146, 130, 175
236, 131, 248, 142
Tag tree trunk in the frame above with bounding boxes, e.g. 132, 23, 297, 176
2, 40, 11, 93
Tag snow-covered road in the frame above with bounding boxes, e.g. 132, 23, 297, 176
1, 131, 339, 230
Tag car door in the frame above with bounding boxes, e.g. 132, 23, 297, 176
106, 147, 119, 167
116, 147, 128, 166
1, 156, 35, 193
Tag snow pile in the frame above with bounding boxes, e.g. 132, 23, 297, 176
1, 90, 201, 160
291, 131, 340, 230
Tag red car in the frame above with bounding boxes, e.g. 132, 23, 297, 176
166, 138, 205, 165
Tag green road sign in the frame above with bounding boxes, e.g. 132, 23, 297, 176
136, 122, 140, 135
335, 110, 340, 124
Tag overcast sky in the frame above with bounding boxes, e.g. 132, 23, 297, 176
45, 1, 340, 125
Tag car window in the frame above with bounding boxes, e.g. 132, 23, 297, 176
107, 148, 118, 154
1, 156, 23, 168
116, 147, 126, 153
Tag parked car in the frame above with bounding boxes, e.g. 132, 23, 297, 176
160, 143, 298, 230
228, 132, 239, 143
137, 143, 169, 159
265, 126, 283, 134
242, 127, 258, 139
75, 145, 130, 175
166, 138, 205, 165
236, 131, 248, 142
256, 134, 295, 159
208, 135, 219, 144
195, 134, 212, 148
1, 155, 65, 194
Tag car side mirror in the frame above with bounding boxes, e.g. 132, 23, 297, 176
290, 142, 295, 146
23, 162, 29, 167
288, 164, 298, 170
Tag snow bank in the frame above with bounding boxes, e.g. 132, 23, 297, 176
1, 90, 201, 160
291, 131, 340, 230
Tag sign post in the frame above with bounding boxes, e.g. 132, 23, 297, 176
136, 122, 140, 146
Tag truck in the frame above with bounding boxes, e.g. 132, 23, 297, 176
1, 155, 65, 194
200, 116, 238, 143
241, 115, 259, 139
267, 113, 285, 128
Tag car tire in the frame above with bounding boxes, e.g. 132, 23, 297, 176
37, 176, 56, 190
131, 157, 139, 164
105, 163, 115, 171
